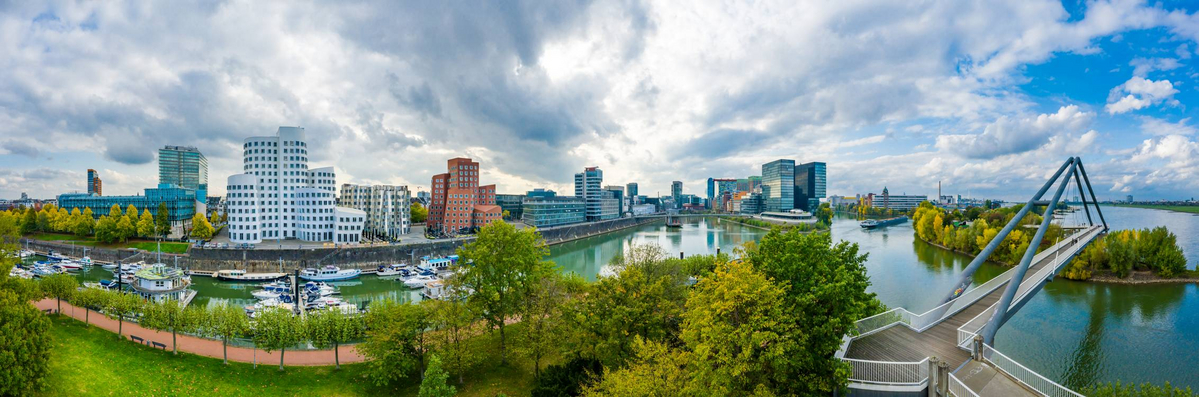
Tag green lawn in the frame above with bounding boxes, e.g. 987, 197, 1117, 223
26, 233, 190, 254
1111, 204, 1199, 214
41, 316, 546, 396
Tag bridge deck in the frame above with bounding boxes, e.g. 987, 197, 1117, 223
845, 226, 1098, 367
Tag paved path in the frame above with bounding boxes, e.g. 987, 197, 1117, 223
35, 299, 365, 366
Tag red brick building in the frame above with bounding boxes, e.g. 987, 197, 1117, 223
427, 157, 501, 236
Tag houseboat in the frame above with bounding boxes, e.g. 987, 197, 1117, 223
299, 265, 361, 281
213, 269, 288, 282
860, 216, 909, 230
129, 263, 196, 306
417, 255, 458, 273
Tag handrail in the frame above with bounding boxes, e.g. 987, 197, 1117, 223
948, 372, 981, 397
843, 357, 930, 386
982, 344, 1083, 397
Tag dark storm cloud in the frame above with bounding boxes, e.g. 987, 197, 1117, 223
675, 128, 775, 160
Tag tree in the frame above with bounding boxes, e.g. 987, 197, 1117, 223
155, 203, 171, 237
411, 203, 428, 223
71, 287, 111, 325
419, 354, 457, 397
0, 289, 52, 396
743, 228, 882, 395
142, 299, 201, 355
252, 307, 306, 371
40, 273, 78, 314
20, 208, 36, 235
427, 298, 480, 385
582, 337, 689, 396
208, 303, 250, 365
519, 275, 575, 379
94, 215, 118, 243
116, 215, 136, 242
209, 211, 220, 226
125, 205, 139, 223
681, 260, 795, 394
190, 212, 215, 240
109, 204, 123, 220
453, 221, 556, 364
359, 299, 431, 385
103, 292, 144, 338
532, 357, 603, 397
138, 209, 155, 238
308, 308, 365, 369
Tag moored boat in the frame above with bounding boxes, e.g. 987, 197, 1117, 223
376, 263, 409, 277
299, 265, 361, 281
403, 274, 437, 289
860, 216, 909, 230
213, 269, 288, 282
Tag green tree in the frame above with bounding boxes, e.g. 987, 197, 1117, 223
453, 221, 556, 364
109, 204, 123, 220
94, 215, 118, 243
21, 208, 37, 234
40, 273, 78, 314
71, 287, 111, 325
744, 228, 882, 395
681, 259, 795, 394
155, 203, 171, 237
209, 211, 220, 226
209, 303, 250, 365
582, 337, 689, 397
419, 354, 457, 397
0, 288, 52, 396
411, 203, 428, 223
519, 274, 575, 379
103, 292, 144, 338
428, 297, 480, 385
308, 308, 365, 369
116, 215, 136, 242
141, 299, 201, 355
360, 299, 431, 385
138, 209, 155, 238
190, 212, 215, 240
252, 307, 306, 371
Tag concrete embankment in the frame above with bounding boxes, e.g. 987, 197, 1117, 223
22, 217, 659, 273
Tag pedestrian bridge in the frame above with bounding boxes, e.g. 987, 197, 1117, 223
838, 157, 1108, 396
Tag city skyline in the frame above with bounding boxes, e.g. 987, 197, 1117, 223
1, 2, 1198, 202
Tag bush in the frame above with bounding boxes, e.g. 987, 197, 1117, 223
531, 357, 603, 397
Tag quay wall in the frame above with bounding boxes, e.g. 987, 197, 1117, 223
23, 217, 660, 272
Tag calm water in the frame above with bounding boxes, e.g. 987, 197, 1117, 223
54, 206, 1199, 388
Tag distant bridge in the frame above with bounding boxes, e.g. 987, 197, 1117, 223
838, 157, 1108, 396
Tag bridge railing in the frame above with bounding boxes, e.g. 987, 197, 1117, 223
843, 357, 929, 386
853, 307, 913, 337
982, 344, 1083, 397
948, 372, 980, 397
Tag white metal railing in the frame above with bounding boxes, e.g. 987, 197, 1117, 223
948, 372, 981, 397
982, 344, 1083, 397
956, 306, 992, 348
854, 307, 913, 337
843, 357, 929, 385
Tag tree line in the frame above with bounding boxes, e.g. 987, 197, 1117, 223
1061, 227, 1190, 280
1, 203, 220, 243
911, 201, 1068, 265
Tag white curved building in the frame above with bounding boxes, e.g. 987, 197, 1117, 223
225, 127, 364, 244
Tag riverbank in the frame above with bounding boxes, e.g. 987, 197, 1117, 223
721, 216, 826, 233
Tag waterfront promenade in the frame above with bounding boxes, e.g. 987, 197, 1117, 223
34, 299, 363, 366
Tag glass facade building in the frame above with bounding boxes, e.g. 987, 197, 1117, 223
158, 145, 208, 202
58, 184, 199, 222
794, 162, 827, 211
522, 197, 586, 228
762, 159, 795, 212
496, 194, 525, 219
576, 167, 615, 221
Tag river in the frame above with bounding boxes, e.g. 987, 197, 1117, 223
56, 206, 1197, 388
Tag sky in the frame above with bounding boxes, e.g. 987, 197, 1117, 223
1, 0, 1198, 202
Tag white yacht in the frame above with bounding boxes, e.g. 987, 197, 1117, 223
299, 265, 361, 281
213, 269, 288, 282
403, 274, 437, 289
375, 264, 409, 277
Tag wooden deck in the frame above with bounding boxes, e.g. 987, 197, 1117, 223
845, 227, 1098, 369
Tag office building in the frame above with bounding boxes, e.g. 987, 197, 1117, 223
522, 196, 586, 228
671, 181, 683, 209
224, 126, 365, 244
871, 187, 926, 211
415, 191, 431, 206
496, 194, 525, 220
428, 157, 501, 236
794, 162, 826, 211
762, 159, 795, 212
159, 145, 209, 201
339, 184, 412, 241
575, 167, 618, 221
87, 169, 102, 196
739, 192, 764, 214
527, 188, 557, 198
58, 184, 201, 223
603, 185, 625, 215
626, 183, 639, 205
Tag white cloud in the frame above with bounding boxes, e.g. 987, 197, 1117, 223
934, 105, 1094, 159
1105, 77, 1179, 114
1140, 117, 1197, 136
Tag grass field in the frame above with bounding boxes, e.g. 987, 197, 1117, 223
27, 232, 190, 254
41, 316, 545, 396
1110, 204, 1199, 214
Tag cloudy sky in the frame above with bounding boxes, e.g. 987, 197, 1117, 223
1, 0, 1198, 202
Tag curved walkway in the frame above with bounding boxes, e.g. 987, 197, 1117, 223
34, 299, 365, 366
